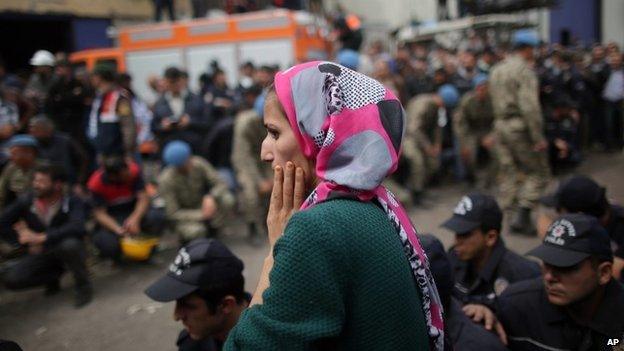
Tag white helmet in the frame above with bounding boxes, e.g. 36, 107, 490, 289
29, 50, 55, 66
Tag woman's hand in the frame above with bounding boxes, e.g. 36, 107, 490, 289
266, 161, 305, 248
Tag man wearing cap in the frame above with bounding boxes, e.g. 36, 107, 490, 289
0, 135, 40, 210
540, 175, 624, 282
0, 164, 92, 307
158, 141, 235, 243
403, 84, 460, 203
152, 66, 212, 152
231, 89, 272, 246
453, 74, 496, 187
490, 29, 550, 235
88, 155, 163, 261
87, 64, 136, 158
145, 238, 250, 351
442, 193, 540, 308
494, 213, 624, 350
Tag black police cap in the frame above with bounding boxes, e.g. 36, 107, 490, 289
441, 193, 502, 235
540, 175, 608, 218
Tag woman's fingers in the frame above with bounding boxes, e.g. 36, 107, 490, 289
293, 167, 305, 209
282, 162, 295, 209
269, 165, 283, 213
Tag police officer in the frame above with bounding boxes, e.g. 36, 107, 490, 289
540, 175, 624, 282
158, 141, 235, 243
419, 234, 508, 351
495, 214, 624, 351
442, 193, 540, 308
490, 29, 550, 235
145, 238, 250, 351
453, 74, 496, 187
231, 89, 272, 246
403, 84, 459, 202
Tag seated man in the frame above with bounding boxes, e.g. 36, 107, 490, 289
544, 94, 581, 173
158, 141, 235, 244
0, 135, 39, 210
0, 164, 92, 307
441, 193, 540, 308
88, 155, 163, 261
540, 175, 624, 281
496, 214, 624, 350
145, 238, 250, 351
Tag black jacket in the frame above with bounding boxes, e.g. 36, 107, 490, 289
449, 239, 541, 308
497, 277, 624, 351
152, 92, 213, 150
0, 193, 87, 248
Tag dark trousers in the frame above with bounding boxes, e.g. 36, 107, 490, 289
93, 207, 165, 259
3, 237, 90, 290
604, 101, 623, 150
154, 0, 175, 21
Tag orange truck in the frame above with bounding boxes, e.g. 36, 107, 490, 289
70, 9, 330, 100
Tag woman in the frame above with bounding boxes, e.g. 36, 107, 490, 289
224, 61, 444, 350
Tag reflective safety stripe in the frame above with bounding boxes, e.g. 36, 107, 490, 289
130, 29, 173, 42
238, 16, 289, 31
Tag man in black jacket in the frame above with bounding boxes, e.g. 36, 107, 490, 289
0, 164, 92, 307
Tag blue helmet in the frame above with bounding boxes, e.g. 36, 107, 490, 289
163, 140, 191, 167
437, 84, 460, 108
513, 29, 540, 47
472, 74, 489, 88
8, 134, 38, 149
336, 49, 360, 71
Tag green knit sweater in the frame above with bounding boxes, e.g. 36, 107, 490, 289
224, 198, 430, 351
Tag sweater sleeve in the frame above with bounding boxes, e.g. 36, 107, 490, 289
224, 210, 347, 350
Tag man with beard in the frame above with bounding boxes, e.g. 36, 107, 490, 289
0, 164, 92, 307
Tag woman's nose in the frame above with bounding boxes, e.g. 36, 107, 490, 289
260, 137, 273, 163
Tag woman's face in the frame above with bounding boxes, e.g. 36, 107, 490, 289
260, 92, 315, 188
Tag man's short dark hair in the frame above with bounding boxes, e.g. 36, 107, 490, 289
194, 274, 246, 313
164, 66, 183, 81
34, 163, 67, 183
102, 155, 128, 176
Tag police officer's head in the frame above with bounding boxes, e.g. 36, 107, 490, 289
472, 74, 489, 99
7, 134, 38, 169
163, 140, 192, 172
33, 163, 66, 199
91, 64, 116, 88
442, 193, 503, 262
145, 238, 246, 341
528, 213, 613, 307
540, 175, 610, 223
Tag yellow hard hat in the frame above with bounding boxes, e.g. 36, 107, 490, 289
120, 237, 160, 261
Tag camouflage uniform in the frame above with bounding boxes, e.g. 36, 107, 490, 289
231, 109, 272, 235
158, 156, 235, 240
0, 162, 38, 210
403, 94, 442, 193
453, 91, 497, 185
489, 55, 550, 210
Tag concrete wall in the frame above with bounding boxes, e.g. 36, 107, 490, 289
602, 0, 624, 47
0, 0, 152, 20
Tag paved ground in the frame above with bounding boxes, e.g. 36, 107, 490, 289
1, 152, 622, 351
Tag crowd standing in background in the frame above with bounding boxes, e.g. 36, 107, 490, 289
0, 23, 624, 351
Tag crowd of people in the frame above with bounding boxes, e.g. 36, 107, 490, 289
0, 25, 623, 351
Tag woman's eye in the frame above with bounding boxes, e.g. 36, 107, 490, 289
268, 129, 279, 139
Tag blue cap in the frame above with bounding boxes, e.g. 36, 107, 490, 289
8, 134, 38, 148
254, 92, 266, 118
163, 140, 191, 167
336, 49, 360, 71
472, 74, 488, 88
437, 84, 460, 108
513, 29, 539, 47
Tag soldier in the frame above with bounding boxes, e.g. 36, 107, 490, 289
87, 65, 136, 158
231, 88, 272, 246
489, 29, 550, 235
0, 135, 39, 210
158, 141, 235, 244
453, 74, 496, 187
403, 84, 459, 203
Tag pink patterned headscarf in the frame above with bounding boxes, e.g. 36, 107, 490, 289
274, 61, 445, 350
